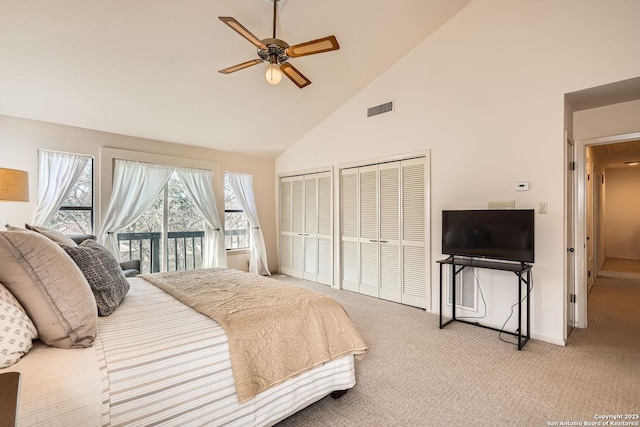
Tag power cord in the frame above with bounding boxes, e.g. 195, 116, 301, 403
499, 270, 534, 346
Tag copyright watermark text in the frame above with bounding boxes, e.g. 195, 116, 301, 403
547, 414, 639, 426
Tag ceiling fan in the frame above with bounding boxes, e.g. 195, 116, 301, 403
218, 0, 340, 88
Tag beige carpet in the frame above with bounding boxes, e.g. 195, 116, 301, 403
274, 275, 640, 427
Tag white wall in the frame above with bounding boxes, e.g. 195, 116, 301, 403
276, 0, 640, 345
0, 114, 278, 273
603, 167, 640, 260
574, 99, 640, 141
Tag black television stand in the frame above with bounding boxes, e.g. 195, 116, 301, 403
437, 256, 531, 350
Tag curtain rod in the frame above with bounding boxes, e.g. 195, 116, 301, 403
114, 158, 213, 174
38, 149, 93, 158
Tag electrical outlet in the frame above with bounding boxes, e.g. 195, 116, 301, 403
488, 200, 516, 209
539, 202, 548, 214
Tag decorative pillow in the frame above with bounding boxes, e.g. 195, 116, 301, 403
25, 223, 78, 246
0, 283, 38, 368
4, 224, 26, 231
60, 240, 130, 316
0, 230, 97, 348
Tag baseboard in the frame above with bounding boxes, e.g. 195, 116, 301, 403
598, 270, 640, 280
531, 333, 566, 347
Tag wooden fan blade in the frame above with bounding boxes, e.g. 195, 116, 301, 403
281, 63, 311, 88
285, 35, 340, 58
219, 17, 267, 50
219, 59, 263, 74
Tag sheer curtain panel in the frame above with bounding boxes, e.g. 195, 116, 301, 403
175, 168, 227, 268
34, 150, 90, 226
227, 172, 270, 275
99, 160, 173, 259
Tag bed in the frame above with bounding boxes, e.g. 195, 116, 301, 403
0, 229, 367, 426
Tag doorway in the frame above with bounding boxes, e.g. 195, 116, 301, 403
575, 131, 640, 328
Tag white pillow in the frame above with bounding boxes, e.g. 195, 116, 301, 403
0, 282, 37, 368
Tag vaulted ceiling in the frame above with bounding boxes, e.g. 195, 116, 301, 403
0, 0, 471, 157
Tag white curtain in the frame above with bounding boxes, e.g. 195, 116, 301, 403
175, 167, 226, 268
99, 160, 173, 260
34, 150, 91, 226
226, 172, 270, 276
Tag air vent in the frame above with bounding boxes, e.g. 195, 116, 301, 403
367, 100, 394, 118
446, 266, 478, 312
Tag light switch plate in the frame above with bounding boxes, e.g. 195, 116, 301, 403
539, 202, 548, 214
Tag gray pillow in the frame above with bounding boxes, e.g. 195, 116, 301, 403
0, 230, 97, 349
60, 240, 130, 316
25, 223, 78, 246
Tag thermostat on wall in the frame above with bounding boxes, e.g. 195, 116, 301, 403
515, 181, 529, 191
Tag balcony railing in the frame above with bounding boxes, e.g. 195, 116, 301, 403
118, 231, 162, 273
118, 229, 248, 273
225, 229, 250, 251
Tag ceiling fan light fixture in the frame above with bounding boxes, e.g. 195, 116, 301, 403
218, 2, 339, 88
265, 62, 282, 85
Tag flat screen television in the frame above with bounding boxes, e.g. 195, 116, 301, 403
442, 209, 535, 263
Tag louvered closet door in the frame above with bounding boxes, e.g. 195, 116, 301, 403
291, 176, 305, 278
341, 168, 359, 292
316, 172, 333, 285
358, 165, 379, 297
303, 174, 318, 281
279, 178, 293, 275
401, 158, 427, 308
280, 171, 333, 285
378, 162, 402, 303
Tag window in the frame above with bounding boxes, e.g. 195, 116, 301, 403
118, 171, 206, 273
224, 172, 250, 250
47, 159, 94, 234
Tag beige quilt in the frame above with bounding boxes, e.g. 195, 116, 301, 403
139, 268, 367, 403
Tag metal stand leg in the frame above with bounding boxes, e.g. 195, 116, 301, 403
437, 258, 531, 350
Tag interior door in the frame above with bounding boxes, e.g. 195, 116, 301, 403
341, 168, 359, 292
316, 172, 333, 285
291, 176, 305, 278
378, 162, 401, 303
566, 133, 576, 335
401, 158, 427, 308
279, 177, 293, 275
280, 172, 333, 285
303, 174, 318, 281
586, 157, 595, 291
339, 156, 429, 308
358, 165, 379, 297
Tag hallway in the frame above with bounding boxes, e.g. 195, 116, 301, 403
571, 275, 640, 353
